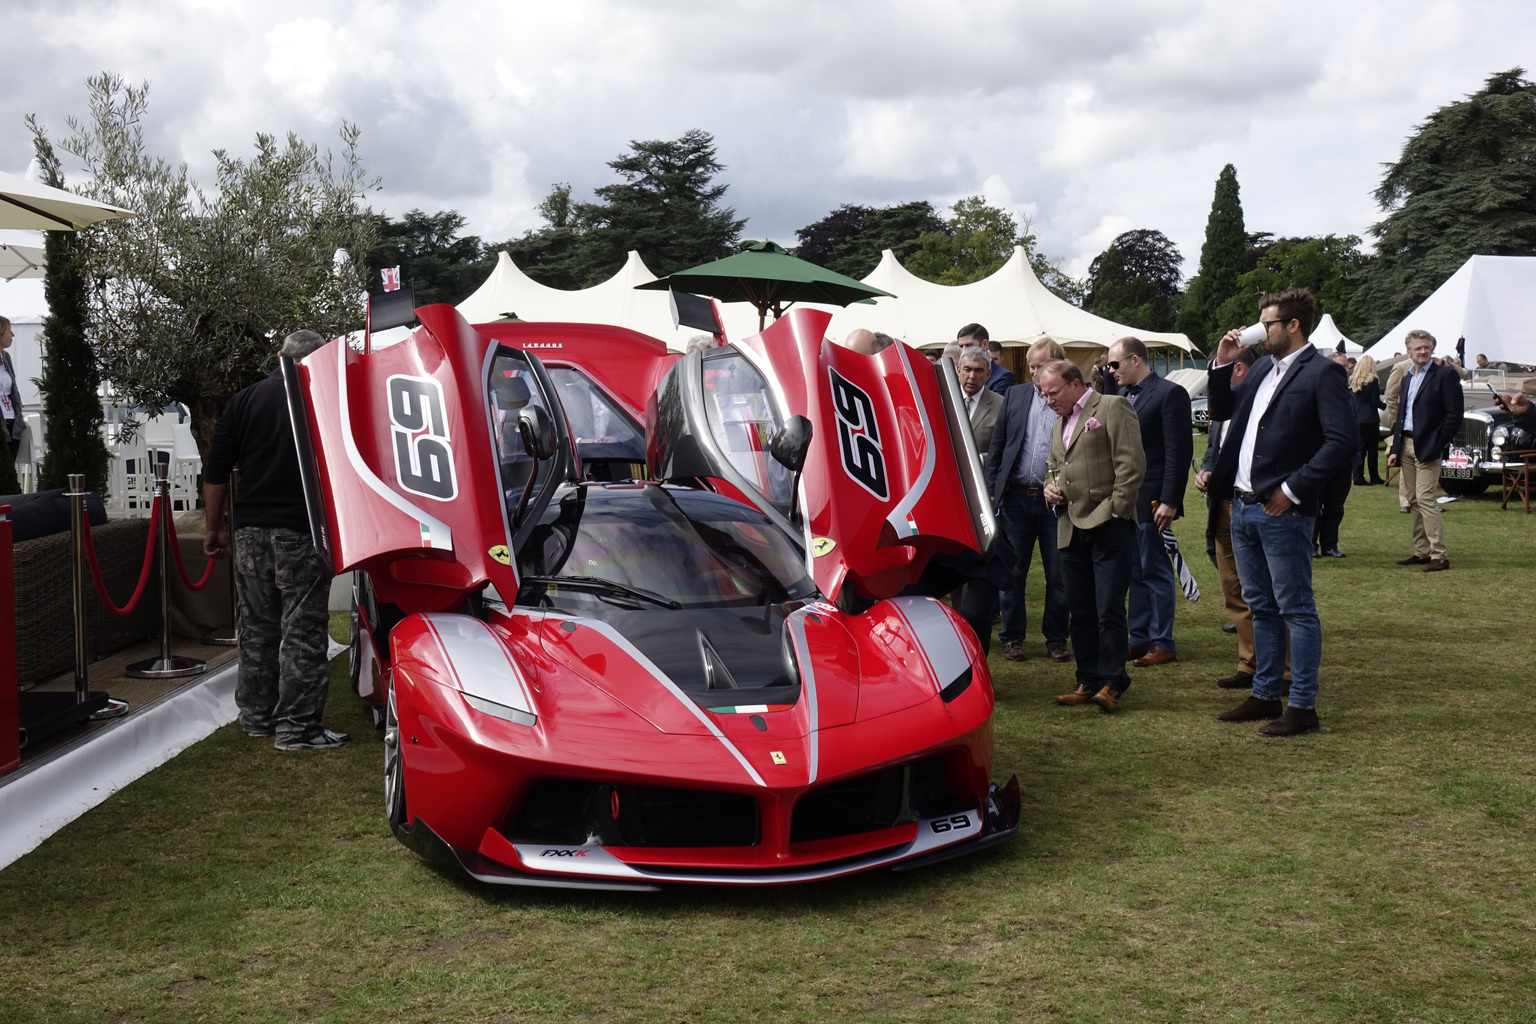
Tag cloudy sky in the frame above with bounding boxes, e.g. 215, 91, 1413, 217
4, 0, 1535, 315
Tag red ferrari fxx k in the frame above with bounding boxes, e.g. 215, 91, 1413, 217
285, 303, 1019, 889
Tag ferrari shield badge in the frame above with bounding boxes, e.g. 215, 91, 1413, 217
811, 536, 836, 557
488, 544, 512, 565
770, 751, 788, 765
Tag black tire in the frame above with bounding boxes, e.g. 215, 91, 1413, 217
1440, 477, 1490, 496
384, 686, 409, 834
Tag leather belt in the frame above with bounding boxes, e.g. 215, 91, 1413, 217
1235, 490, 1264, 505
1011, 482, 1046, 497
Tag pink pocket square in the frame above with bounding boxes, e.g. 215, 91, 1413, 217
1085, 417, 1102, 430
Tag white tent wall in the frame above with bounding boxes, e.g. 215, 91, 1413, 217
1310, 313, 1363, 355
1362, 255, 1536, 365
455, 246, 1195, 357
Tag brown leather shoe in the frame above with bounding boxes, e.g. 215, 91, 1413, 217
1046, 641, 1072, 663
1002, 640, 1026, 661
1257, 705, 1320, 737
1133, 646, 1177, 667
1055, 684, 1097, 706
1127, 644, 1149, 660
1091, 686, 1119, 713
1423, 559, 1450, 573
1216, 695, 1283, 722
1397, 554, 1431, 565
1217, 671, 1254, 689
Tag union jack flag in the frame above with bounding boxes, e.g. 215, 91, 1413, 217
381, 266, 401, 292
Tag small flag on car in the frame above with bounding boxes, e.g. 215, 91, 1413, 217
382, 266, 402, 292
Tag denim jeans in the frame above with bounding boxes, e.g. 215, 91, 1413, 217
1128, 520, 1178, 652
1229, 496, 1322, 709
997, 490, 1068, 645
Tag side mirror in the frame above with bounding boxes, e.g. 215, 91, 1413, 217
769, 415, 813, 473
518, 404, 556, 461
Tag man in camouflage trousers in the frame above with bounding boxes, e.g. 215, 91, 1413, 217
203, 330, 348, 751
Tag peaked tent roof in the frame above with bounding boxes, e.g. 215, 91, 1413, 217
455, 245, 1193, 353
1362, 255, 1536, 364
1310, 313, 1363, 355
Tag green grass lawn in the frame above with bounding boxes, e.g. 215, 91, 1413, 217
3, 460, 1534, 1023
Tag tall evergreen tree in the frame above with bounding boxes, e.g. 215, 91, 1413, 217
25, 120, 111, 495
1353, 68, 1536, 342
1177, 164, 1247, 350
794, 201, 949, 279
1085, 229, 1183, 332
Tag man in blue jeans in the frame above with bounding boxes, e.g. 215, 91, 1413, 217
1205, 289, 1356, 736
984, 338, 1071, 663
1106, 336, 1191, 667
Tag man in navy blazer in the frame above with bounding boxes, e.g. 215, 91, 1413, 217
1386, 330, 1463, 572
1107, 336, 1192, 667
956, 323, 1015, 394
1207, 288, 1356, 737
985, 338, 1071, 663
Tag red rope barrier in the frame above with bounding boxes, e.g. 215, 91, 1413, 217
164, 508, 217, 591
82, 497, 160, 618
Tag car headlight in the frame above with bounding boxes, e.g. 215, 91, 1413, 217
464, 693, 537, 727
1493, 426, 1510, 447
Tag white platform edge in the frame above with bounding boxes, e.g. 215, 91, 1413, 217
0, 660, 240, 871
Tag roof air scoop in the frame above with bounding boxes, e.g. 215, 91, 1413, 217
698, 632, 741, 690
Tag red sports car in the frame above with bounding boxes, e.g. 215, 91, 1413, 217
286, 303, 1018, 889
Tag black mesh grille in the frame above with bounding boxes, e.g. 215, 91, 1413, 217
790, 754, 967, 844
509, 779, 759, 848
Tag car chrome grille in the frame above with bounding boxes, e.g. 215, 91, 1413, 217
790, 754, 968, 844
1452, 417, 1490, 451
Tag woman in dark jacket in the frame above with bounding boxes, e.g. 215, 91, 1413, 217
1350, 355, 1384, 485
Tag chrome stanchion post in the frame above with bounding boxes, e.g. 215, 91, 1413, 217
203, 469, 238, 645
126, 462, 207, 679
68, 473, 90, 702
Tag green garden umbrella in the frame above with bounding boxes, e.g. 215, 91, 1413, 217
636, 239, 895, 330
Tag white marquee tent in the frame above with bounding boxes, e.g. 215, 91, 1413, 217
1362, 255, 1536, 365
455, 245, 1194, 354
1310, 313, 1363, 356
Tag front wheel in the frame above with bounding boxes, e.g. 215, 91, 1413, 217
384, 686, 408, 834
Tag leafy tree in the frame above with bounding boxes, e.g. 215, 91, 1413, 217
1178, 164, 1247, 350
1085, 229, 1184, 332
904, 196, 1083, 302
1217, 234, 1369, 337
365, 209, 485, 307
42, 74, 378, 459
1353, 68, 1536, 342
794, 201, 949, 279
490, 131, 745, 288
22, 121, 111, 495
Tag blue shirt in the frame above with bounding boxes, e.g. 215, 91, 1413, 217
1403, 362, 1428, 431
1012, 387, 1059, 485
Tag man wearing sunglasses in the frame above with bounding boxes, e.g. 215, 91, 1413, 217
1206, 289, 1355, 737
1106, 336, 1192, 668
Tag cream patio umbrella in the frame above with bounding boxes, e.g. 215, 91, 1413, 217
0, 170, 136, 231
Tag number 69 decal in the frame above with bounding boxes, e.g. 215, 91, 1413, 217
387, 375, 457, 501
929, 813, 971, 834
828, 367, 888, 499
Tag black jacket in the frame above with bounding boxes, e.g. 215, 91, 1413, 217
204, 370, 310, 532
1389, 361, 1464, 460
984, 382, 1044, 504
1207, 345, 1357, 518
1353, 379, 1384, 427
1120, 372, 1192, 523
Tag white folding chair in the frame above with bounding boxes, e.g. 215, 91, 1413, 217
171, 421, 202, 511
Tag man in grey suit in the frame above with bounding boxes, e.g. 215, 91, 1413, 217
958, 349, 1003, 459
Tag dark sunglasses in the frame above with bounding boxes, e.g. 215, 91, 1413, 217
1106, 360, 1121, 370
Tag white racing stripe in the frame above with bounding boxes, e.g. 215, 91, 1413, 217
421, 613, 536, 721
887, 596, 971, 693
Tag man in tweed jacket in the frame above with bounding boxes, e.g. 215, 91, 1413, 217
1040, 360, 1145, 713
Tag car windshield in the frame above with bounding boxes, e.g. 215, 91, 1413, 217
488, 350, 557, 503
517, 485, 816, 609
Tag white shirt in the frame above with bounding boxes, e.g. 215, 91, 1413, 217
1232, 347, 1304, 503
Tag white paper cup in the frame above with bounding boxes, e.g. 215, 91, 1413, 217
1238, 322, 1267, 347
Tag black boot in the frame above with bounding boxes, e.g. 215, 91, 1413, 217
1258, 705, 1320, 737
1216, 696, 1283, 722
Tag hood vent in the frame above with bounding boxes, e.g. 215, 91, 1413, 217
698, 631, 740, 690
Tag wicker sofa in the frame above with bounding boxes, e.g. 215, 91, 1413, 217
5, 489, 159, 685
